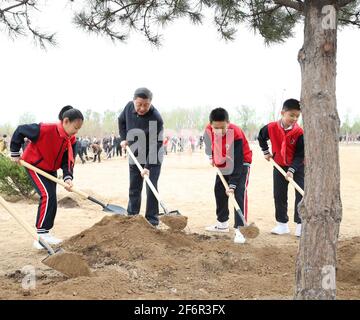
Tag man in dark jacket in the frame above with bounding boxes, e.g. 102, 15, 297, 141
118, 87, 164, 227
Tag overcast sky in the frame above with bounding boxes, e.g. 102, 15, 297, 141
1, 1, 359, 126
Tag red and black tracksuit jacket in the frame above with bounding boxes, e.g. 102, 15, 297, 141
204, 123, 252, 227
10, 122, 76, 233
258, 121, 304, 173
258, 121, 304, 224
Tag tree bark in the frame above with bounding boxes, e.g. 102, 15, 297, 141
295, 0, 342, 300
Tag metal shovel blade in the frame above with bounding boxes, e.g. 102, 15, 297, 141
42, 248, 91, 278
159, 210, 188, 231
102, 204, 127, 215
234, 207, 260, 239
240, 222, 260, 239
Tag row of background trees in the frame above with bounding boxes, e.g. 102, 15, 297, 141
2, 0, 360, 300
1, 107, 360, 141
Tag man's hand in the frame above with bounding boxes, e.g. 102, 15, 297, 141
141, 168, 150, 178
120, 140, 128, 149
286, 171, 294, 181
226, 188, 235, 196
264, 153, 273, 161
64, 179, 73, 192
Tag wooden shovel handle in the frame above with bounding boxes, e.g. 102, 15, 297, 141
215, 167, 247, 227
20, 160, 90, 199
125, 146, 162, 203
269, 158, 305, 196
0, 195, 55, 254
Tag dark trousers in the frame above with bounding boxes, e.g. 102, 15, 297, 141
77, 149, 85, 164
111, 144, 116, 157
127, 165, 161, 226
93, 152, 101, 162
273, 165, 304, 224
214, 165, 251, 228
81, 146, 88, 160
106, 145, 113, 158
26, 169, 57, 233
116, 145, 122, 157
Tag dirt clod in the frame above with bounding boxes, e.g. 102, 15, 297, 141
160, 215, 188, 231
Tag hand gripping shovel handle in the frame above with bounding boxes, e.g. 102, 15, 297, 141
215, 167, 247, 226
0, 195, 55, 255
126, 146, 169, 214
20, 160, 90, 199
269, 158, 304, 196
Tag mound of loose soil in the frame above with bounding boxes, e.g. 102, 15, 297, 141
337, 237, 360, 284
58, 215, 299, 299
1, 216, 359, 299
58, 196, 80, 208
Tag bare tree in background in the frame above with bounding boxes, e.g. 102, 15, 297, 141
234, 105, 258, 138
18, 112, 36, 125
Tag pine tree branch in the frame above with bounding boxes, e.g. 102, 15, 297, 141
337, 0, 356, 8
0, 1, 56, 48
339, 18, 360, 25
0, 0, 31, 13
339, 4, 360, 27
339, 8, 360, 26
273, 0, 303, 12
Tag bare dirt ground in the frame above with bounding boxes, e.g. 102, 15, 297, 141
0, 144, 359, 300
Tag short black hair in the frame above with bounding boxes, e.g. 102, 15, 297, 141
58, 105, 84, 122
282, 99, 301, 111
209, 108, 229, 123
134, 87, 153, 100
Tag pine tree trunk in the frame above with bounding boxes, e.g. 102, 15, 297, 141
295, 0, 342, 300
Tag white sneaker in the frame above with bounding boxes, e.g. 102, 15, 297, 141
271, 222, 290, 235
234, 229, 246, 244
33, 240, 44, 250
205, 221, 229, 233
39, 233, 62, 245
295, 223, 302, 237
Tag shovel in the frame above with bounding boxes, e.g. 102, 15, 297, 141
20, 160, 127, 215
215, 167, 260, 239
269, 158, 304, 196
126, 146, 188, 231
0, 195, 91, 278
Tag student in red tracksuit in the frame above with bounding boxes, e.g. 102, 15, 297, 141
204, 108, 252, 244
258, 99, 304, 237
10, 106, 84, 249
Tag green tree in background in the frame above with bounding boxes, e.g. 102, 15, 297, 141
0, 123, 14, 136
233, 105, 259, 139
18, 112, 36, 125
102, 110, 117, 134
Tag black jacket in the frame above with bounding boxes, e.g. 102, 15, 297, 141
118, 102, 164, 168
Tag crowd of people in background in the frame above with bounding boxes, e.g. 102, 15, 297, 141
339, 134, 360, 143
166, 135, 204, 154
74, 133, 125, 164
1, 131, 360, 161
